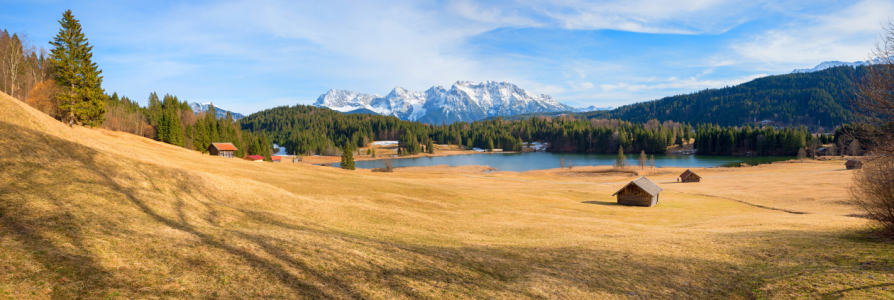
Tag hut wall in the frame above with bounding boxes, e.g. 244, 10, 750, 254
615, 185, 658, 207
617, 195, 656, 207
209, 147, 220, 156
682, 174, 700, 182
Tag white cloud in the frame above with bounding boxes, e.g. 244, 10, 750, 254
732, 0, 894, 65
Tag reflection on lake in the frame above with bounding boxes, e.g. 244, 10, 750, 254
333, 152, 793, 172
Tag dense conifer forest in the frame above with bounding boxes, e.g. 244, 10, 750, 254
581, 66, 863, 128
103, 92, 273, 160
240, 103, 843, 157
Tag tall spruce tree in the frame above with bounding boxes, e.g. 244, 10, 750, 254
49, 10, 105, 127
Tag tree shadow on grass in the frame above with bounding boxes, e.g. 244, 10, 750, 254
581, 200, 618, 206
3, 121, 889, 299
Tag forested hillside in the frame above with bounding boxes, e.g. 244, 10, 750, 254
582, 66, 863, 128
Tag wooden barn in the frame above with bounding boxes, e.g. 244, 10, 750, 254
244, 155, 265, 162
271, 156, 282, 163
612, 176, 663, 207
679, 169, 701, 183
845, 159, 862, 170
208, 143, 237, 158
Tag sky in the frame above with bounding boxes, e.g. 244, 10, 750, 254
1, 0, 892, 114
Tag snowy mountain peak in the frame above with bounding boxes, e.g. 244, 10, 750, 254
314, 81, 573, 124
792, 57, 887, 73
189, 102, 245, 120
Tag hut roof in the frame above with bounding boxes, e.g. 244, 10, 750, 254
271, 156, 281, 161
612, 176, 663, 196
244, 155, 265, 161
679, 169, 696, 180
210, 143, 238, 151
845, 159, 861, 167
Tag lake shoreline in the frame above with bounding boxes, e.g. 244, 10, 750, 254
325, 151, 797, 171
299, 149, 522, 165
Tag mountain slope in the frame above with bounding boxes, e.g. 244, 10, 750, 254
315, 81, 572, 124
583, 66, 863, 127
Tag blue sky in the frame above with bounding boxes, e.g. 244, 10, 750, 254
2, 0, 891, 114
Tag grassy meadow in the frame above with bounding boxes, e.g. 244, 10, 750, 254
0, 91, 892, 299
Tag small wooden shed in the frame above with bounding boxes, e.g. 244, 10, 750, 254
845, 159, 862, 170
679, 169, 701, 183
271, 156, 281, 163
244, 155, 265, 162
612, 176, 663, 207
208, 143, 237, 158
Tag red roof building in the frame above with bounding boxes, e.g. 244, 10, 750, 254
244, 155, 265, 162
271, 156, 281, 163
208, 143, 238, 158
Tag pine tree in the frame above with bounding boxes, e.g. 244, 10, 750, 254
341, 143, 355, 170
49, 10, 105, 127
615, 145, 626, 167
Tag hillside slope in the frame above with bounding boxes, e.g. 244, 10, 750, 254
583, 66, 863, 127
0, 91, 889, 298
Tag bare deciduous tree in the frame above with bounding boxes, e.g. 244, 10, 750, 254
851, 158, 894, 234
849, 140, 862, 157
850, 21, 894, 235
852, 21, 894, 156
639, 150, 647, 169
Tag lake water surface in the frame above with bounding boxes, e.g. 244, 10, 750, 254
334, 152, 793, 172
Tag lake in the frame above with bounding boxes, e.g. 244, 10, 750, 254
333, 152, 794, 172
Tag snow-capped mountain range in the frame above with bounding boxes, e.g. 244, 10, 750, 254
189, 102, 245, 120
574, 105, 613, 113
314, 81, 577, 124
791, 57, 887, 73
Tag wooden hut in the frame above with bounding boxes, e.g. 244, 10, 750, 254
845, 159, 862, 170
208, 143, 237, 158
244, 155, 265, 162
612, 176, 663, 207
816, 147, 827, 156
271, 156, 282, 163
679, 169, 701, 183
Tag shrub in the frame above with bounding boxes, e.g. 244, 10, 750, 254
372, 159, 394, 172
850, 157, 894, 235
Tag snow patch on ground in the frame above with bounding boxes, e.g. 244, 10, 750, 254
526, 142, 549, 151
370, 141, 399, 146
471, 148, 485, 152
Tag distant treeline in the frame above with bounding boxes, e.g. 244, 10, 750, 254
582, 66, 862, 128
693, 124, 829, 156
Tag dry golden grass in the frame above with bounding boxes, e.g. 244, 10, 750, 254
0, 91, 892, 299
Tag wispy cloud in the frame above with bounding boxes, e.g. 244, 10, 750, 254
1, 0, 885, 113
731, 0, 894, 66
